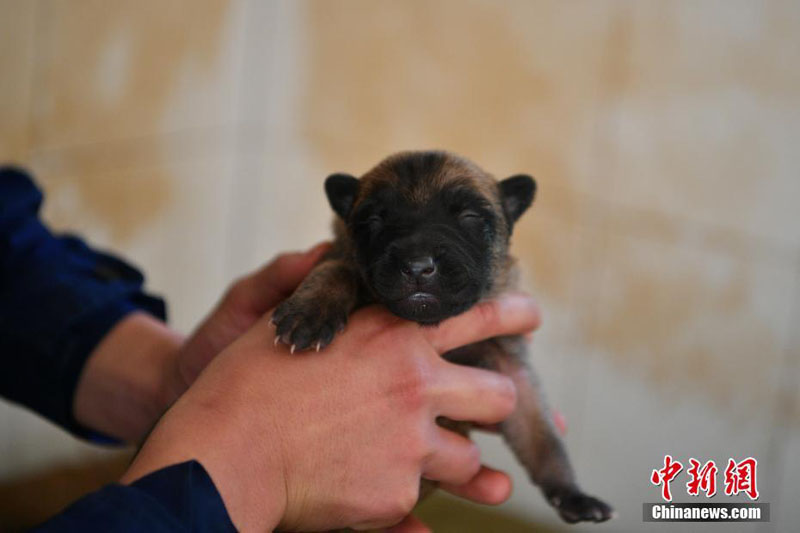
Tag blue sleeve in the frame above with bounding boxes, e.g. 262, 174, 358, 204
0, 166, 167, 439
32, 460, 237, 532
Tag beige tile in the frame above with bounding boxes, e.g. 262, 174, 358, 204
33, 137, 238, 334
544, 211, 798, 529
767, 287, 800, 530
301, 0, 615, 197
575, 226, 795, 421
124, 156, 238, 334
32, 127, 236, 240
602, 0, 800, 248
0, 0, 37, 162
773, 427, 800, 530
224, 143, 344, 274
30, 0, 246, 151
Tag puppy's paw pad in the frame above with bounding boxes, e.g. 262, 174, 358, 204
549, 490, 614, 523
271, 299, 347, 353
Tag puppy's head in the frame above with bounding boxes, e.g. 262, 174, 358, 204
325, 151, 535, 324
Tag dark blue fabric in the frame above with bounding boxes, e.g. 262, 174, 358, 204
1, 168, 235, 530
0, 166, 166, 439
32, 460, 237, 533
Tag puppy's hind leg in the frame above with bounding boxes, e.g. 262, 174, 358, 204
486, 338, 614, 524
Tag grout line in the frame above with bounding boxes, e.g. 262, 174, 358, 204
564, 0, 632, 459
224, 0, 281, 277
24, 0, 47, 161
757, 248, 800, 533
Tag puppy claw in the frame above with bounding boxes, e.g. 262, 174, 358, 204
290, 344, 296, 354
272, 298, 347, 355
548, 488, 613, 524
273, 336, 280, 347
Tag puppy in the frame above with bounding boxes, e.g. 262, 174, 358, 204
272, 151, 613, 524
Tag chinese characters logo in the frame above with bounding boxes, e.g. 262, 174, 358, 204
651, 456, 758, 501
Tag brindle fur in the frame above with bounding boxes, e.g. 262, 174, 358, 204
271, 151, 613, 526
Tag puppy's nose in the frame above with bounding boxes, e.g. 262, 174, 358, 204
401, 256, 437, 280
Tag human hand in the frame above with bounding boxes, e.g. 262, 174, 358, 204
121, 293, 541, 532
174, 241, 331, 391
73, 243, 329, 443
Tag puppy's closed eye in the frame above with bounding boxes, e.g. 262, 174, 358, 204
458, 209, 483, 221
365, 214, 382, 228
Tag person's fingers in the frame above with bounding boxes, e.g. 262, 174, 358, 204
422, 428, 481, 486
431, 362, 517, 425
424, 293, 541, 354
383, 514, 432, 533
473, 408, 566, 435
552, 408, 567, 435
232, 242, 330, 313
439, 465, 513, 505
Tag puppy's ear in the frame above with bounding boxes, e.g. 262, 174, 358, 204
325, 173, 360, 219
499, 174, 536, 227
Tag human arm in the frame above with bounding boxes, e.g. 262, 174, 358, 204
73, 243, 330, 442
0, 167, 167, 439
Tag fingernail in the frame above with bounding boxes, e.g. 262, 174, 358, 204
552, 409, 567, 435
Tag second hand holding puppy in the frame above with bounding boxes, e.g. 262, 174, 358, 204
121, 294, 540, 532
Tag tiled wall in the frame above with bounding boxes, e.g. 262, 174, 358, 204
1, 1, 798, 531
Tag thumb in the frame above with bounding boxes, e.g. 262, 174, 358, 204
233, 241, 331, 315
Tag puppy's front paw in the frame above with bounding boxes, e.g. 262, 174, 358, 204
547, 488, 614, 523
271, 297, 347, 353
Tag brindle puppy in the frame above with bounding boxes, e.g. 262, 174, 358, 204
271, 151, 613, 524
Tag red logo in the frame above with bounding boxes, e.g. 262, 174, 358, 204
686, 459, 718, 497
724, 457, 759, 500
651, 456, 758, 501
651, 455, 683, 502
